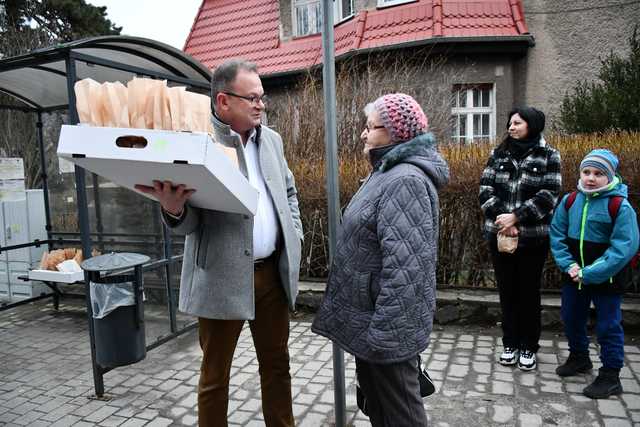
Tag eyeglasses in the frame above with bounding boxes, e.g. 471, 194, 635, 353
365, 124, 386, 132
223, 91, 267, 105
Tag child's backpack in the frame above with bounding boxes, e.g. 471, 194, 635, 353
564, 191, 640, 269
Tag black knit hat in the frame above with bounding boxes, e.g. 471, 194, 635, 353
506, 107, 545, 138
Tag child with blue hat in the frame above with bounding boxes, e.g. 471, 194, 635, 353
550, 148, 639, 399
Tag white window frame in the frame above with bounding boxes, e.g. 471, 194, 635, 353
293, 0, 322, 37
451, 84, 496, 144
377, 0, 418, 9
334, 0, 354, 22
292, 0, 354, 36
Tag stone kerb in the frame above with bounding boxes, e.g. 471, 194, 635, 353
296, 282, 640, 329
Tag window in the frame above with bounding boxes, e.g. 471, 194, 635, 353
377, 0, 417, 8
335, 0, 354, 21
451, 84, 496, 143
293, 0, 354, 36
294, 0, 322, 36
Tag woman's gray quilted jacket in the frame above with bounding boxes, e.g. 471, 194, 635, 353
311, 133, 449, 363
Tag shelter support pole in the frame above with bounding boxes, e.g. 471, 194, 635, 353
65, 56, 104, 398
36, 111, 52, 246
162, 223, 177, 333
92, 173, 105, 253
321, 1, 346, 426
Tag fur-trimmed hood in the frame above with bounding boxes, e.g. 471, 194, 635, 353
378, 132, 450, 189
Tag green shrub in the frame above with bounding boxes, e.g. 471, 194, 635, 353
292, 131, 640, 290
560, 27, 640, 133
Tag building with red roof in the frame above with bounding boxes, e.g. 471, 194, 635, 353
183, 0, 640, 141
185, 0, 532, 78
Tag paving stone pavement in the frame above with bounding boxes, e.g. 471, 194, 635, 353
1, 299, 640, 426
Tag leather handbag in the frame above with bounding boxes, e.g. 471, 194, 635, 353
417, 354, 436, 397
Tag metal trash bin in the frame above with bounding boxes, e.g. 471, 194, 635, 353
82, 252, 150, 369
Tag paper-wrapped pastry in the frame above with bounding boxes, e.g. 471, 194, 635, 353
74, 78, 106, 126
64, 247, 76, 259
140, 79, 170, 130
46, 249, 67, 271
38, 247, 89, 271
77, 77, 216, 132
168, 86, 186, 131
73, 249, 84, 265
39, 251, 49, 270
497, 233, 518, 254
183, 91, 212, 133
102, 82, 129, 128
128, 77, 150, 129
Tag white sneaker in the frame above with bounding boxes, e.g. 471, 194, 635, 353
499, 347, 519, 365
518, 350, 537, 371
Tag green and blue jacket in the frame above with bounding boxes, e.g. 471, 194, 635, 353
550, 178, 639, 293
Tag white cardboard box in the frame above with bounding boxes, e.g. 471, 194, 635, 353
28, 269, 85, 283
57, 125, 258, 216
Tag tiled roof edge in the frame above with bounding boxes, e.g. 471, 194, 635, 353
353, 10, 368, 49
184, 0, 206, 51
433, 0, 443, 36
260, 34, 535, 78
509, 0, 529, 34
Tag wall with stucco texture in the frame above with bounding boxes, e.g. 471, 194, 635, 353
518, 0, 640, 129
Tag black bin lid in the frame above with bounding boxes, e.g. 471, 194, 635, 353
81, 252, 150, 272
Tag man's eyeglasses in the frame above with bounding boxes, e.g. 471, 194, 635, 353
223, 91, 268, 105
365, 124, 386, 132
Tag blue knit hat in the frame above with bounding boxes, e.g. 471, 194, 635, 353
580, 149, 619, 183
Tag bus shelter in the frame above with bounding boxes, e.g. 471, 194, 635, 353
0, 35, 211, 397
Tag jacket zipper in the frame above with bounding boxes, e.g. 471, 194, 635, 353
578, 197, 590, 290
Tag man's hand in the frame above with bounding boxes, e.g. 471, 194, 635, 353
568, 264, 581, 283
134, 180, 195, 216
495, 213, 518, 231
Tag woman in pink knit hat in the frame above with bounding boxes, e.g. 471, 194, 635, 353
313, 93, 449, 426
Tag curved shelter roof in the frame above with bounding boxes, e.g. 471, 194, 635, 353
0, 36, 212, 112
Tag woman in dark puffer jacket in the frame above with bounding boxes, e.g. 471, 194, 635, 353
312, 93, 449, 427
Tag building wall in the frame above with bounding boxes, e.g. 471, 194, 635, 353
518, 0, 640, 128
278, 0, 293, 40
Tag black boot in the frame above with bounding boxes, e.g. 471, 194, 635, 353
556, 352, 593, 377
583, 368, 623, 399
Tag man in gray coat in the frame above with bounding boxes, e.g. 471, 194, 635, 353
136, 59, 303, 427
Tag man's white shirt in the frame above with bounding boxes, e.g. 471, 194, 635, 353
244, 131, 278, 260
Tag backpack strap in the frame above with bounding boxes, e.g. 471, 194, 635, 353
606, 196, 640, 269
608, 196, 623, 220
632, 253, 640, 269
564, 191, 578, 211
564, 192, 639, 268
